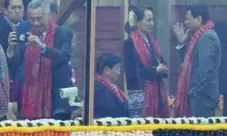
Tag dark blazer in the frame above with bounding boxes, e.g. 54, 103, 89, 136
94, 80, 129, 118
0, 16, 26, 81
214, 21, 227, 95
7, 24, 74, 116
0, 16, 12, 53
124, 37, 167, 90
0, 16, 17, 81
177, 29, 221, 108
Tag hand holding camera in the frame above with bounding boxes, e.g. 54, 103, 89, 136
27, 33, 45, 48
8, 32, 44, 48
7, 32, 20, 57
8, 32, 18, 47
8, 32, 30, 47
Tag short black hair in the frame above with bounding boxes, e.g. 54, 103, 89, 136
4, 0, 24, 9
49, 0, 60, 14
95, 53, 121, 74
187, 4, 210, 24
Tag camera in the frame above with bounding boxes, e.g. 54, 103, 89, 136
59, 87, 83, 107
16, 33, 30, 44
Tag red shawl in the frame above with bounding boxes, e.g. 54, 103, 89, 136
21, 18, 57, 119
95, 74, 127, 102
174, 21, 214, 117
130, 32, 169, 117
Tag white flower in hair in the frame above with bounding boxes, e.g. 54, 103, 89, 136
129, 10, 136, 27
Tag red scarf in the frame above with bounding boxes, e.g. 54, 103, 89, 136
174, 20, 214, 117
130, 32, 169, 117
95, 74, 127, 102
21, 18, 57, 119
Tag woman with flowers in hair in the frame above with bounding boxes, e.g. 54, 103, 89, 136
124, 6, 169, 118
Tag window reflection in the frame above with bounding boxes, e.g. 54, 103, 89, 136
93, 0, 227, 119
1, 0, 227, 122
1, 0, 84, 121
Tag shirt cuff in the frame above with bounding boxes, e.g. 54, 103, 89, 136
40, 44, 47, 53
176, 43, 186, 50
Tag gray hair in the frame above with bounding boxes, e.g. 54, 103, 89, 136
49, 0, 60, 14
28, 0, 50, 15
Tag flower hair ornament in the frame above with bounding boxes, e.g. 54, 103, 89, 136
128, 10, 137, 27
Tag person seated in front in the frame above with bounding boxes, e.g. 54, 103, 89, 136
94, 53, 129, 118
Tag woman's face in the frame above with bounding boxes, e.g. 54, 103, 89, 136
137, 9, 154, 34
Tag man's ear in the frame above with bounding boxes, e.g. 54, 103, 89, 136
103, 67, 110, 75
196, 16, 202, 24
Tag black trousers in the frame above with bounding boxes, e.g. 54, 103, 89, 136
223, 94, 227, 116
0, 116, 7, 121
189, 95, 216, 117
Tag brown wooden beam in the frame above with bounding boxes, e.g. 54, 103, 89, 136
83, 0, 96, 125
57, 0, 85, 25
120, 0, 129, 95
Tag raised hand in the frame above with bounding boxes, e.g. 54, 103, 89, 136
172, 22, 189, 44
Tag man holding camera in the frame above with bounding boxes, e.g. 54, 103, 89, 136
0, 0, 25, 89
0, 0, 24, 53
7, 0, 73, 119
0, 0, 25, 120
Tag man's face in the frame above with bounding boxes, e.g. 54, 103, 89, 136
105, 63, 122, 82
6, 0, 24, 23
184, 10, 202, 31
28, 7, 50, 32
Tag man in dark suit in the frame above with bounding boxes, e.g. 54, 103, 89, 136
215, 20, 227, 115
0, 0, 24, 53
173, 5, 221, 117
0, 0, 25, 120
7, 0, 73, 119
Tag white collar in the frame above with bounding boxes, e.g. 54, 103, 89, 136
4, 16, 22, 30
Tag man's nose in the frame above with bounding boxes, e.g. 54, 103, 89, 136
116, 70, 121, 75
151, 21, 154, 26
15, 8, 20, 13
33, 20, 40, 26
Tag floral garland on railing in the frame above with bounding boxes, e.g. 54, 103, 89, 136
0, 117, 226, 127
93, 117, 227, 126
0, 117, 226, 136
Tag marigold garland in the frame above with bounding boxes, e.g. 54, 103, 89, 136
0, 117, 226, 135
0, 124, 227, 133
0, 131, 70, 136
